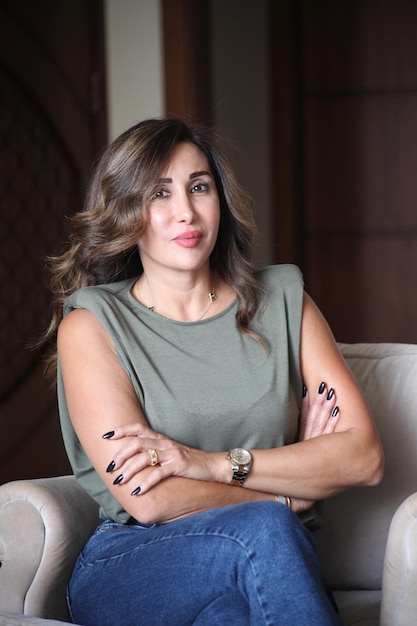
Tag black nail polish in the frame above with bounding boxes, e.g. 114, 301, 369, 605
131, 486, 141, 496
102, 430, 115, 439
318, 382, 326, 394
327, 388, 334, 401
106, 460, 115, 473
302, 384, 307, 397
331, 406, 339, 417
113, 474, 124, 485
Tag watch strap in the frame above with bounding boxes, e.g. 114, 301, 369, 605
229, 465, 250, 486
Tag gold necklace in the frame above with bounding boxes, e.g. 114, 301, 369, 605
137, 283, 217, 321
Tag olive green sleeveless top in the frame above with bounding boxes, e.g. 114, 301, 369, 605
58, 265, 304, 523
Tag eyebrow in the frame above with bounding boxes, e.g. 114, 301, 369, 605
190, 170, 211, 179
157, 170, 212, 183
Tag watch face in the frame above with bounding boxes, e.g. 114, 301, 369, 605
231, 448, 251, 465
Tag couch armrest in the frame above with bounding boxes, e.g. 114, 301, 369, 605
380, 493, 417, 626
0, 476, 100, 622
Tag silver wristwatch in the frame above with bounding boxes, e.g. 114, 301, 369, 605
227, 448, 252, 486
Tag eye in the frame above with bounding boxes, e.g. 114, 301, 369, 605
151, 188, 169, 200
190, 182, 210, 194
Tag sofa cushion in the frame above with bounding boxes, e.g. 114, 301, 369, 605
315, 342, 417, 590
333, 590, 380, 626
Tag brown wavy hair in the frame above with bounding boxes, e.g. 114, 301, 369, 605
42, 117, 265, 374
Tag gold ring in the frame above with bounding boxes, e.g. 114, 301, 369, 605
148, 448, 158, 466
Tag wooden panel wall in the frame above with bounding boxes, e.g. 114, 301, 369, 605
162, 0, 212, 124
271, 0, 417, 343
0, 0, 107, 483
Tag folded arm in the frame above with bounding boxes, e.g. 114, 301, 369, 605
58, 309, 272, 523
58, 294, 384, 524
235, 293, 384, 502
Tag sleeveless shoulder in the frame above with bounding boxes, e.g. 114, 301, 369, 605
64, 278, 135, 317
255, 264, 304, 404
256, 264, 304, 292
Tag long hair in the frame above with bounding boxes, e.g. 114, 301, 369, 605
42, 117, 265, 373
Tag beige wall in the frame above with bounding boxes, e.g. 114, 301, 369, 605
104, 0, 164, 140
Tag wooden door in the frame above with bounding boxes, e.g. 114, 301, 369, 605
0, 0, 107, 482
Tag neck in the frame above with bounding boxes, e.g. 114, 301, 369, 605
135, 270, 218, 322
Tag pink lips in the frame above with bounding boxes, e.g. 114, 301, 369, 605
173, 230, 203, 248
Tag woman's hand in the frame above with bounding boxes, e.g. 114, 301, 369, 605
102, 423, 226, 495
291, 381, 341, 513
298, 381, 340, 441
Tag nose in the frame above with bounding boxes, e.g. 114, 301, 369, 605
175, 191, 195, 222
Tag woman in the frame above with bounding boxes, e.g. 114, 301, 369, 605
46, 118, 383, 625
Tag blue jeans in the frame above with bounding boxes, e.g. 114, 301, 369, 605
67, 501, 342, 626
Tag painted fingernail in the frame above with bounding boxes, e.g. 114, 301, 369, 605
331, 406, 339, 417
302, 384, 307, 397
327, 388, 334, 401
131, 486, 141, 496
102, 431, 115, 439
113, 474, 124, 485
106, 460, 116, 473
318, 382, 326, 394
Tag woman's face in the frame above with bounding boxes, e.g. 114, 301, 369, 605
137, 142, 220, 276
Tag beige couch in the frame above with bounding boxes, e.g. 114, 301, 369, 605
1, 342, 416, 626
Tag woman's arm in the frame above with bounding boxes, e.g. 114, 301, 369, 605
59, 293, 384, 524
240, 292, 384, 498
58, 309, 273, 524
104, 292, 383, 509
